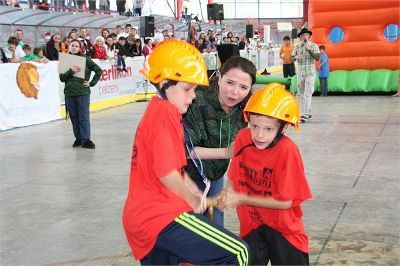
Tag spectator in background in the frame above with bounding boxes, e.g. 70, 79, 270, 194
0, 47, 8, 63
130, 26, 140, 39
60, 37, 72, 53
115, 25, 123, 36
142, 38, 152, 56
45, 32, 62, 60
105, 35, 116, 60
318, 45, 330, 97
92, 36, 107, 60
116, 0, 126, 15
125, 36, 136, 57
88, 0, 96, 13
101, 28, 109, 39
21, 44, 49, 63
79, 27, 94, 56
99, 0, 109, 13
14, 29, 26, 47
4, 37, 25, 62
118, 24, 131, 39
133, 0, 142, 16
76, 0, 85, 11
132, 38, 142, 56
33, 47, 49, 62
279, 36, 295, 91
115, 36, 128, 71
36, 0, 49, 11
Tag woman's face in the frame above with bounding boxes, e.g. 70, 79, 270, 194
218, 68, 252, 112
106, 37, 114, 46
96, 39, 103, 46
69, 41, 80, 54
53, 34, 61, 44
102, 30, 109, 38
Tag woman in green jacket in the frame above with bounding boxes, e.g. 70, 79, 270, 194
184, 56, 257, 226
60, 39, 102, 149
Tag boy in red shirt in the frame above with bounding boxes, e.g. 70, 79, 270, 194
122, 40, 249, 265
220, 83, 312, 265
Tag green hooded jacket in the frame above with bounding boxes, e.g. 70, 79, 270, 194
183, 81, 247, 181
59, 54, 102, 97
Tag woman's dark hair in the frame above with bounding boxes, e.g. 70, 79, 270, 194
215, 56, 257, 85
69, 39, 82, 48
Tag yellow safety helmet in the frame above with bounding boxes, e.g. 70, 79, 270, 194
243, 83, 300, 131
140, 39, 209, 86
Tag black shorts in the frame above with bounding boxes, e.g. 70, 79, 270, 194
243, 225, 309, 265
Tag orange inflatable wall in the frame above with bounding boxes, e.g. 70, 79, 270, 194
308, 0, 400, 71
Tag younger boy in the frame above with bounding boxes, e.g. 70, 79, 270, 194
115, 36, 128, 72
122, 40, 249, 265
21, 44, 49, 63
219, 83, 312, 265
318, 45, 330, 96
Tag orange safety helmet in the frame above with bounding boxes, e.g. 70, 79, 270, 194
243, 83, 300, 131
140, 39, 209, 86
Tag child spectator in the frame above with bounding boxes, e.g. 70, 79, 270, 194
219, 83, 312, 265
318, 45, 330, 96
21, 45, 49, 63
115, 36, 128, 71
92, 36, 107, 60
141, 38, 152, 56
122, 39, 249, 265
4, 37, 24, 63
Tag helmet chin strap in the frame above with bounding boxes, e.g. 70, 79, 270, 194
265, 122, 286, 149
159, 80, 178, 99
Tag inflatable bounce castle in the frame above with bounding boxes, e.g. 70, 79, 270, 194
306, 0, 399, 93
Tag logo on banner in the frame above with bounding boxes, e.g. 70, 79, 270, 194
16, 62, 40, 99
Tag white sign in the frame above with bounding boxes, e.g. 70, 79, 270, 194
58, 53, 86, 79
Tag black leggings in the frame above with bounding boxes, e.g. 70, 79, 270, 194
243, 225, 309, 265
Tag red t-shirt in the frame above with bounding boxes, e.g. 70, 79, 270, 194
122, 97, 193, 260
228, 129, 312, 253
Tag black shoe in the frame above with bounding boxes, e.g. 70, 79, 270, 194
304, 114, 312, 119
261, 68, 271, 75
82, 140, 96, 149
122, 68, 128, 72
72, 140, 81, 147
117, 67, 123, 72
300, 118, 306, 123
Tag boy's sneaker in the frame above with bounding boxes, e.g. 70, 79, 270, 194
122, 67, 128, 72
117, 67, 123, 72
300, 118, 307, 123
72, 140, 81, 147
304, 114, 312, 119
82, 140, 96, 149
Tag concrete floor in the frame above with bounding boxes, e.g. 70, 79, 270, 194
1, 95, 399, 265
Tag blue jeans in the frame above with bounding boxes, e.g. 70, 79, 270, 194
117, 55, 126, 69
194, 177, 224, 226
65, 95, 91, 142
319, 77, 328, 96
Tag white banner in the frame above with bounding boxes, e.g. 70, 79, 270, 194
58, 57, 156, 104
0, 61, 61, 131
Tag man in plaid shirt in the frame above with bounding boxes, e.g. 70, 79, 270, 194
291, 28, 320, 123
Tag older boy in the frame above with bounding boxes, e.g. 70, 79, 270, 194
122, 40, 249, 265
